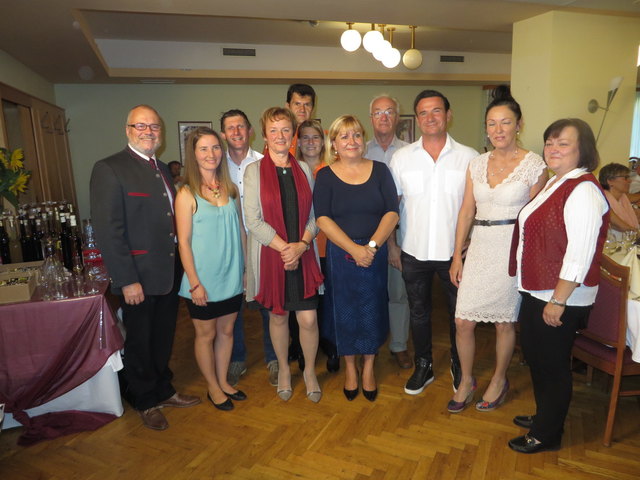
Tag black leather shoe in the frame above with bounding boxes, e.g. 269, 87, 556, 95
343, 386, 359, 401
404, 358, 434, 395
223, 390, 247, 401
513, 415, 534, 429
326, 354, 340, 373
363, 388, 378, 402
207, 392, 234, 411
508, 434, 560, 454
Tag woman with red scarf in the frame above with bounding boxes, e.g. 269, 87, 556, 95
243, 107, 324, 403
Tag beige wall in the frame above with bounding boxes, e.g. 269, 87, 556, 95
54, 83, 486, 219
512, 11, 640, 169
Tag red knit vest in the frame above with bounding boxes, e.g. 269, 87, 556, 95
508, 173, 609, 290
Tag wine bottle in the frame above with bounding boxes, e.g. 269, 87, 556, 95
0, 219, 11, 264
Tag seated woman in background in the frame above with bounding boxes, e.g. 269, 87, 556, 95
598, 162, 639, 238
176, 127, 246, 412
243, 107, 324, 403
314, 115, 399, 402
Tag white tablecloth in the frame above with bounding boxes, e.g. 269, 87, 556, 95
606, 248, 640, 362
1, 352, 123, 430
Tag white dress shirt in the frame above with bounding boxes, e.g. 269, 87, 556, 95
227, 147, 263, 230
515, 168, 609, 306
389, 134, 478, 261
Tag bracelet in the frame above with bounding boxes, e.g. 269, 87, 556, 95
189, 284, 200, 293
549, 297, 566, 307
300, 239, 310, 251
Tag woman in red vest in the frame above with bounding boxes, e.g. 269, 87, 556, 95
508, 118, 609, 453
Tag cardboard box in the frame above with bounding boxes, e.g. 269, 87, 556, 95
0, 272, 37, 304
0, 260, 43, 284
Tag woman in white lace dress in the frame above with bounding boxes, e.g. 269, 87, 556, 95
447, 86, 547, 413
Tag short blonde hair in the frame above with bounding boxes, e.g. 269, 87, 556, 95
326, 115, 366, 164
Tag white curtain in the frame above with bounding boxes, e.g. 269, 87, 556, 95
631, 91, 640, 158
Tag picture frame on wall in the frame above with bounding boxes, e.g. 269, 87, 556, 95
396, 115, 415, 143
178, 121, 212, 163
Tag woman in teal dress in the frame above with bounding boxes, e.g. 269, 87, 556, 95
176, 127, 246, 411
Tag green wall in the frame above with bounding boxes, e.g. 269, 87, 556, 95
55, 83, 486, 219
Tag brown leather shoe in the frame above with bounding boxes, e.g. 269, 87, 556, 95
392, 350, 413, 369
138, 407, 168, 430
158, 392, 202, 408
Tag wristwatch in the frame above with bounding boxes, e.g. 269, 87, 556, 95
549, 297, 566, 307
368, 240, 378, 251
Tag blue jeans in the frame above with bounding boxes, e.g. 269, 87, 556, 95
231, 305, 276, 364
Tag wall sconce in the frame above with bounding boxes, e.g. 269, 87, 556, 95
588, 76, 623, 143
402, 26, 423, 70
340, 22, 361, 52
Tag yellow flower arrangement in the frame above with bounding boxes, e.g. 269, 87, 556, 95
0, 147, 31, 207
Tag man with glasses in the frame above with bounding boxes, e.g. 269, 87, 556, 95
90, 105, 200, 431
366, 95, 411, 370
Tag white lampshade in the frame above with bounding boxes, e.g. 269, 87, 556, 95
402, 48, 423, 69
373, 40, 391, 61
363, 30, 383, 53
340, 28, 361, 52
382, 48, 401, 68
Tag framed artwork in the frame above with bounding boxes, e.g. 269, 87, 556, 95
396, 115, 415, 143
178, 121, 212, 163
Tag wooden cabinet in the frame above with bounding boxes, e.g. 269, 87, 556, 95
0, 82, 77, 208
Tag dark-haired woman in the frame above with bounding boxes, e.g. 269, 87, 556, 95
448, 86, 547, 414
598, 163, 639, 238
508, 118, 609, 453
176, 127, 247, 411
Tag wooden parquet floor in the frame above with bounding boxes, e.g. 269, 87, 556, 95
2, 280, 640, 479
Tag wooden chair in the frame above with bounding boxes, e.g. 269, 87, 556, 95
572, 254, 640, 446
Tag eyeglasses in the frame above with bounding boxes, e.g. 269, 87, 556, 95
371, 109, 397, 118
128, 123, 162, 131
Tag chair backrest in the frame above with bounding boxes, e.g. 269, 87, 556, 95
581, 255, 630, 348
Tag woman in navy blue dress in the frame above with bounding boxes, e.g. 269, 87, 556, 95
313, 115, 399, 402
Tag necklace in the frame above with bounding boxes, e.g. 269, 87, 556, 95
205, 179, 221, 198
488, 148, 518, 177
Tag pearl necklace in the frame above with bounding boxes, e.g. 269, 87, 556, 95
488, 148, 518, 177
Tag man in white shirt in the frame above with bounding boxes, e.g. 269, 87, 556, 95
220, 109, 278, 387
366, 94, 411, 370
389, 90, 478, 395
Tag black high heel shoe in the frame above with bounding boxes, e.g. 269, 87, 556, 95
363, 387, 378, 402
343, 386, 359, 401
207, 392, 234, 411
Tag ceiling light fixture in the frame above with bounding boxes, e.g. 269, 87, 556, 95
373, 24, 391, 61
340, 22, 361, 52
402, 26, 423, 70
382, 28, 401, 68
362, 23, 383, 53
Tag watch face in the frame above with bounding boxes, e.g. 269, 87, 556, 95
368, 240, 377, 248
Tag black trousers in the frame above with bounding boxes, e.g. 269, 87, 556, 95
119, 255, 182, 411
518, 292, 591, 444
401, 251, 458, 364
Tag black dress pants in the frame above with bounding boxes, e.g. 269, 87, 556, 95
518, 292, 591, 445
119, 256, 182, 411
401, 251, 458, 364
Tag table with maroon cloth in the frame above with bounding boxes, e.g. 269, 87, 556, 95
0, 282, 124, 445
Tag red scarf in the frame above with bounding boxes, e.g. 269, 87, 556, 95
255, 152, 323, 314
